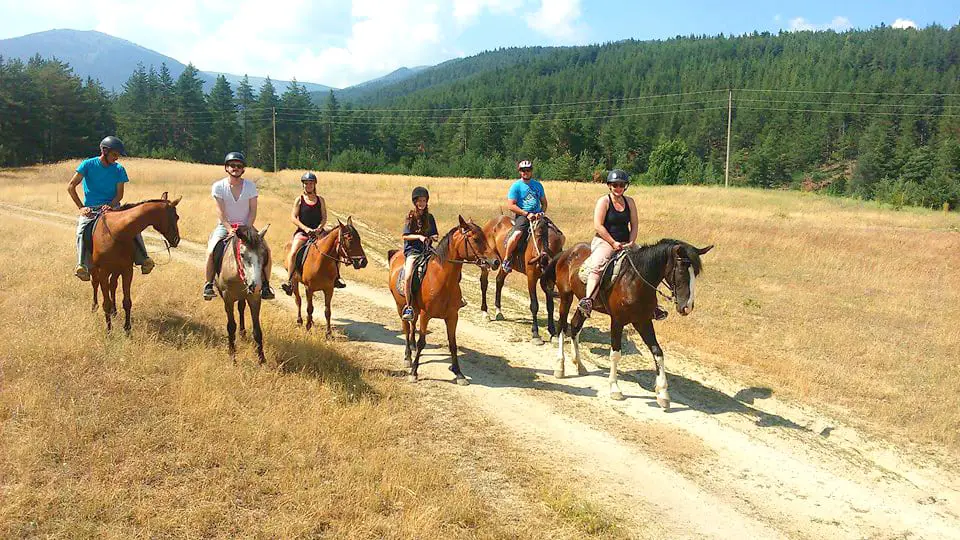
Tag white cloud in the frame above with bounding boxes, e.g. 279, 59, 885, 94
453, 0, 523, 25
892, 18, 917, 29
788, 15, 851, 32
527, 0, 584, 42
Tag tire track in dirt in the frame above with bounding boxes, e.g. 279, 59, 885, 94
6, 202, 959, 539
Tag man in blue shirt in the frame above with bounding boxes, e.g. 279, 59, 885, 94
502, 159, 549, 273
67, 136, 153, 281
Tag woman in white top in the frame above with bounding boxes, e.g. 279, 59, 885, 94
202, 152, 275, 300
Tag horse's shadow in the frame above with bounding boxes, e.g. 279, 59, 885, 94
146, 312, 375, 401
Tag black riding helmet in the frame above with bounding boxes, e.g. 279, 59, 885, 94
301, 172, 318, 182
411, 186, 429, 203
607, 169, 630, 184
224, 151, 246, 165
99, 135, 126, 156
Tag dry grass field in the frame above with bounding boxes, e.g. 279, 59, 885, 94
3, 159, 957, 451
2, 157, 959, 535
0, 176, 622, 537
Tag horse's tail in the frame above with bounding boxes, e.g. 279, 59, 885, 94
540, 251, 563, 296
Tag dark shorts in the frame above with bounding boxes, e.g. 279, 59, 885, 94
510, 213, 531, 236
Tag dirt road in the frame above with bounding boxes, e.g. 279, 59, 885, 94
6, 202, 958, 539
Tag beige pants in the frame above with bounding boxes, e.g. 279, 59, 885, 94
584, 236, 616, 297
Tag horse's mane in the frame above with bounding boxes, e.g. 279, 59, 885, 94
434, 221, 481, 262
234, 225, 265, 250
116, 198, 166, 211
624, 238, 704, 281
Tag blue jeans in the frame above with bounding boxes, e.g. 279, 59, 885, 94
76, 209, 148, 267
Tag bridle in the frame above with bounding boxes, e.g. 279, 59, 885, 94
443, 227, 490, 267
624, 248, 691, 306
316, 226, 365, 266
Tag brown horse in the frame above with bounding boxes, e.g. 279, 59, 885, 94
285, 217, 368, 336
541, 239, 712, 406
387, 216, 499, 384
89, 192, 181, 332
479, 214, 565, 344
214, 224, 271, 364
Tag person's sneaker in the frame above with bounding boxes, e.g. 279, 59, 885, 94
401, 305, 415, 321
280, 281, 294, 296
501, 259, 512, 273
577, 297, 593, 318
460, 298, 468, 309
261, 283, 276, 300
75, 264, 91, 281
140, 258, 155, 275
654, 305, 668, 321
203, 282, 216, 300
334, 277, 347, 289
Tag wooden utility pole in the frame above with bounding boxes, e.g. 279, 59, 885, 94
724, 89, 732, 188
272, 107, 278, 172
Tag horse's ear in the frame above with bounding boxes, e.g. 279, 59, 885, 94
337, 218, 344, 227
458, 215, 468, 228
161, 191, 168, 200
697, 245, 714, 255
671, 244, 682, 257
347, 215, 353, 226
171, 196, 182, 207
259, 223, 270, 238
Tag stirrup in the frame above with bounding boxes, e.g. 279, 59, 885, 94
577, 298, 593, 318
203, 282, 216, 300
261, 283, 275, 300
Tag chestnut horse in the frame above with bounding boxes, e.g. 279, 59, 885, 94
387, 216, 499, 384
214, 224, 270, 364
541, 239, 712, 406
479, 214, 565, 344
285, 217, 368, 336
89, 193, 181, 332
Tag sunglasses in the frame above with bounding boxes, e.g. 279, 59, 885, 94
226, 163, 245, 170
609, 182, 627, 189
519, 167, 533, 172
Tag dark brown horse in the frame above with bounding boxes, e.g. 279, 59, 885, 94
285, 217, 368, 336
215, 224, 270, 364
541, 239, 712, 406
387, 216, 499, 384
479, 214, 565, 344
89, 193, 181, 332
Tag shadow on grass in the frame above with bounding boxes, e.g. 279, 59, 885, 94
146, 311, 375, 401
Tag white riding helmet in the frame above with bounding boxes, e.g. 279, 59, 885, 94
517, 159, 533, 170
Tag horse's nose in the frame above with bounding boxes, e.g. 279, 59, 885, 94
679, 304, 693, 316
488, 258, 500, 270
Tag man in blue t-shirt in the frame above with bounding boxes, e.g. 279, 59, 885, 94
502, 159, 549, 273
67, 136, 153, 281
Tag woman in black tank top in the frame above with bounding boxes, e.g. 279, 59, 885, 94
281, 172, 345, 294
579, 169, 640, 317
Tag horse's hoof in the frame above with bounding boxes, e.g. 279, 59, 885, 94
577, 365, 589, 376
553, 369, 564, 378
494, 312, 505, 321
403, 358, 412, 368
531, 336, 544, 346
296, 319, 303, 327
657, 392, 671, 409
456, 377, 470, 386
610, 391, 625, 401
407, 374, 418, 383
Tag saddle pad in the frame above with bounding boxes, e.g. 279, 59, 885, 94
395, 254, 431, 298
294, 237, 318, 274
578, 249, 628, 289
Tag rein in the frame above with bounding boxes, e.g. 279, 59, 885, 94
445, 230, 487, 267
314, 227, 361, 266
623, 249, 689, 303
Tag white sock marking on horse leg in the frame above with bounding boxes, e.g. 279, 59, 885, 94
655, 354, 670, 407
572, 334, 581, 365
554, 331, 565, 377
609, 350, 622, 397
686, 267, 696, 311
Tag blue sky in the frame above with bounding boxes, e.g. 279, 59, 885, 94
1, 0, 956, 88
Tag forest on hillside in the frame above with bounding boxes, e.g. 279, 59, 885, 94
2, 24, 959, 209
